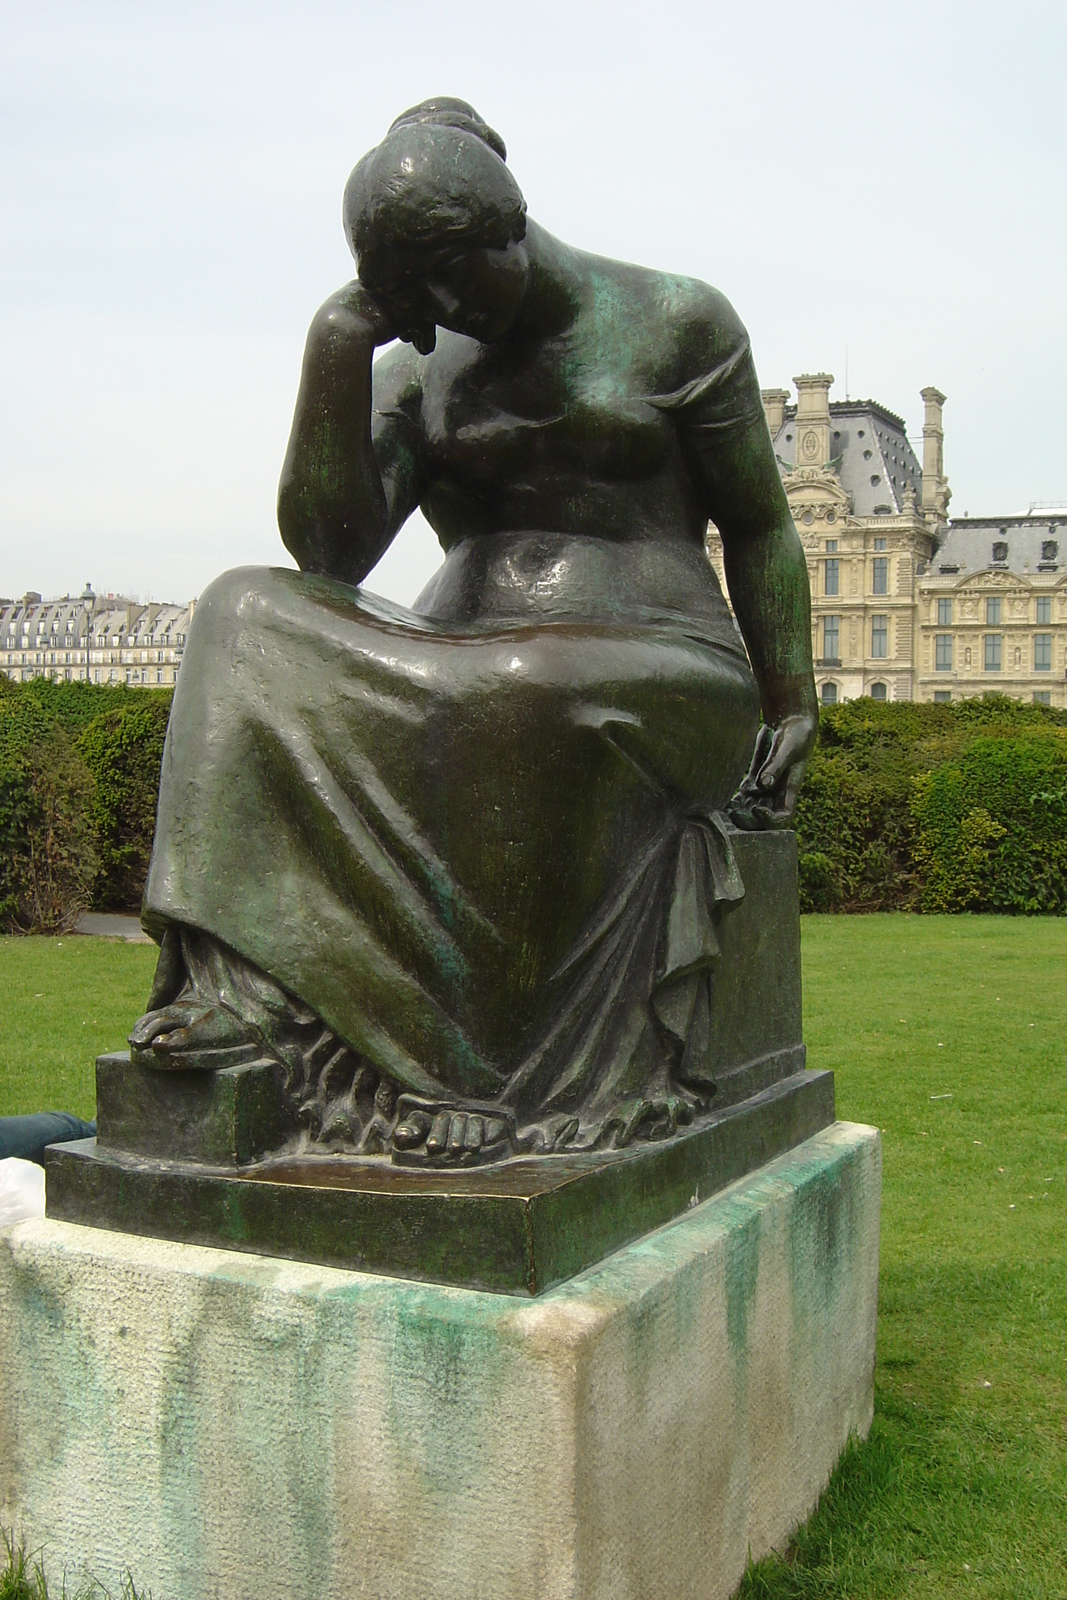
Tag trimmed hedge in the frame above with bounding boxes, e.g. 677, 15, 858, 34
77, 697, 171, 909
1, 679, 1065, 930
795, 695, 1067, 914
0, 677, 172, 932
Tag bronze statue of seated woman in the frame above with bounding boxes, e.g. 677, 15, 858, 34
129, 98, 817, 1166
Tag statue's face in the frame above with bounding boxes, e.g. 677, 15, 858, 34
364, 237, 529, 355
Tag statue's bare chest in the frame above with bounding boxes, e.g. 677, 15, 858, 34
417, 332, 673, 487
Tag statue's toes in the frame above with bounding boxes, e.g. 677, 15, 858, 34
424, 1111, 452, 1156
151, 1005, 248, 1054
446, 1112, 469, 1155
128, 1005, 186, 1047
392, 1110, 432, 1150
391, 1102, 514, 1164
613, 1099, 654, 1148
465, 1114, 485, 1151
130, 998, 264, 1073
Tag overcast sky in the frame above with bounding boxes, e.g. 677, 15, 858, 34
2, 0, 1064, 606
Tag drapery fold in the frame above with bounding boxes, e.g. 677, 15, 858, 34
143, 565, 760, 1149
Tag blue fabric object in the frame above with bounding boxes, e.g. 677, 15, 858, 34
0, 1113, 97, 1165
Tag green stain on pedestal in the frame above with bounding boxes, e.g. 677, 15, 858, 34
786, 1135, 869, 1330
724, 1204, 762, 1359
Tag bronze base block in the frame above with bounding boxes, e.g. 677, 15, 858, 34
44, 1061, 833, 1295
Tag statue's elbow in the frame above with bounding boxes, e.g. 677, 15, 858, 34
276, 480, 316, 570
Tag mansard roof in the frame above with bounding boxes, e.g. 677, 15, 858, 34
933, 514, 1065, 578
0, 591, 194, 640
771, 400, 923, 517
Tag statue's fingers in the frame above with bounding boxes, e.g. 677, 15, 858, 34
756, 728, 792, 790
782, 760, 808, 816
745, 724, 775, 783
757, 719, 811, 792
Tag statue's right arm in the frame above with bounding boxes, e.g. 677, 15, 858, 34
277, 283, 424, 585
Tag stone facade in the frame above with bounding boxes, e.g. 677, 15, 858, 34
917, 517, 1067, 706
706, 377, 1067, 708
0, 585, 193, 688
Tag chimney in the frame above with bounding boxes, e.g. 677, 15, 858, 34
792, 374, 834, 469
920, 387, 949, 520
761, 388, 790, 439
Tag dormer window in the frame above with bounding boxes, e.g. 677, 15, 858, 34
992, 541, 1008, 563
1042, 540, 1058, 561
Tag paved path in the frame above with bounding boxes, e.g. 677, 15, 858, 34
74, 912, 152, 943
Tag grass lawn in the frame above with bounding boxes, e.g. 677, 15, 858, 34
1, 916, 1065, 1598
744, 914, 1067, 1600
0, 937, 157, 1121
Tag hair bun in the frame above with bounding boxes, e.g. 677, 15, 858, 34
344, 99, 525, 266
388, 98, 507, 163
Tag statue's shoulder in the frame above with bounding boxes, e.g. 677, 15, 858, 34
598, 258, 751, 395
653, 271, 749, 376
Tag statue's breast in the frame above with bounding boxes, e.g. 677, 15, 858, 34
419, 341, 673, 489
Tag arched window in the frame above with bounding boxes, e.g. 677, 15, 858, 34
820, 681, 838, 706
870, 682, 887, 701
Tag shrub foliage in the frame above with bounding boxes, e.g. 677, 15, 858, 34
0, 678, 172, 932
1, 680, 1064, 930
794, 695, 1067, 913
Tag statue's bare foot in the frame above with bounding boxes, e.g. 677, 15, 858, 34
128, 998, 261, 1071
391, 1096, 520, 1165
596, 1094, 696, 1148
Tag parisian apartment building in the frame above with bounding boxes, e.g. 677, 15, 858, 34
0, 584, 193, 687
706, 376, 1067, 708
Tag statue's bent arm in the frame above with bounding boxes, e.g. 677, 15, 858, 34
277, 283, 424, 585
664, 302, 817, 814
702, 419, 814, 731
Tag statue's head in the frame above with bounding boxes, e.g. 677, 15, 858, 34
344, 99, 529, 354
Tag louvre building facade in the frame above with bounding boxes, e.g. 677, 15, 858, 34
706, 376, 1066, 708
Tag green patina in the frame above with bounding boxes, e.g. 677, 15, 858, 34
723, 1200, 763, 1360
785, 1134, 869, 1331
2, 1123, 880, 1599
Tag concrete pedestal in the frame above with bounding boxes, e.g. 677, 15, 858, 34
0, 1122, 880, 1600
